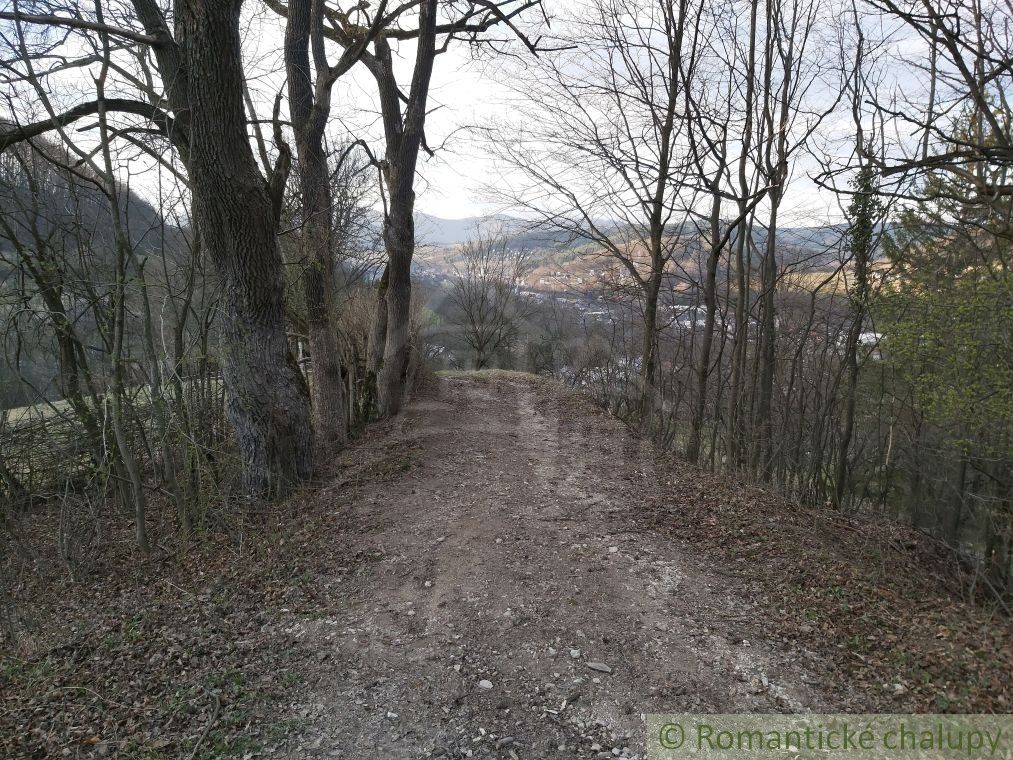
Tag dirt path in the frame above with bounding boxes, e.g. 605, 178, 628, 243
272, 372, 847, 759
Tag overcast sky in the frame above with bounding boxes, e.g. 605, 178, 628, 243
1, 1, 923, 225
240, 4, 860, 225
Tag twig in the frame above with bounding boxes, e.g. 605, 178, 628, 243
187, 692, 221, 760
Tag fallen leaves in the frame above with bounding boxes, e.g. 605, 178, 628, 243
630, 460, 1011, 714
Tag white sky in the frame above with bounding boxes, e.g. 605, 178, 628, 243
239, 4, 856, 224
1, 0, 931, 225
240, 8, 519, 219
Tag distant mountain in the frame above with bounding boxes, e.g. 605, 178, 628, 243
414, 213, 521, 246
413, 214, 865, 261
410, 214, 876, 291
414, 213, 598, 249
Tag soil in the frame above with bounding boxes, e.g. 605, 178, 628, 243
269, 372, 852, 758
2, 371, 1008, 759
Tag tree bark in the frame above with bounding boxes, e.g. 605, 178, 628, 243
726, 0, 759, 470
366, 264, 389, 379
178, 0, 313, 496
687, 191, 723, 464
833, 167, 877, 509
753, 186, 780, 478
377, 197, 415, 416
728, 226, 751, 468
374, 0, 437, 416
639, 273, 661, 431
285, 0, 348, 447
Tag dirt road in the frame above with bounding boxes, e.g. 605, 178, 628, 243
273, 372, 846, 759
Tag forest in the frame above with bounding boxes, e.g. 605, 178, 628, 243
0, 0, 1010, 755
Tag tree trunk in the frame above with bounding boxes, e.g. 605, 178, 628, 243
377, 197, 414, 416
286, 0, 347, 447
753, 188, 779, 478
833, 166, 877, 510
727, 227, 750, 469
639, 274, 661, 431
948, 452, 969, 543
373, 0, 437, 417
366, 265, 389, 379
833, 326, 861, 508
179, 0, 313, 496
725, 0, 758, 472
687, 192, 723, 464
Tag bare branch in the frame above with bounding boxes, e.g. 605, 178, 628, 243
0, 97, 177, 151
0, 10, 168, 46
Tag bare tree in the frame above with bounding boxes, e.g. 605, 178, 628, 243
288, 0, 548, 416
283, 0, 385, 447
488, 0, 702, 428
0, 132, 223, 552
681, 3, 770, 463
832, 164, 882, 509
725, 0, 763, 469
447, 231, 532, 369
0, 1, 313, 497
858, 0, 1013, 198
750, 0, 837, 479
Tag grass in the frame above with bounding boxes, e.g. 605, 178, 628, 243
436, 368, 543, 381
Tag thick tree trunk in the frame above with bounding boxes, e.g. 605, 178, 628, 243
373, 0, 436, 417
180, 0, 313, 496
304, 239, 348, 447
286, 0, 347, 447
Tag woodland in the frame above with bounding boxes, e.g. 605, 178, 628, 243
0, 0, 1010, 752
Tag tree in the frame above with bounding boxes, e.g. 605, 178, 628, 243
860, 0, 1013, 198
488, 0, 701, 429
833, 164, 883, 509
284, 0, 385, 447
368, 0, 437, 417
750, 0, 835, 478
448, 231, 532, 369
1, 2, 313, 497
292, 0, 547, 417
878, 154, 1011, 593
681, 1, 769, 463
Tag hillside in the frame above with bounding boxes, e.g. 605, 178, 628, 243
412, 216, 855, 299
2, 372, 1008, 758
0, 156, 192, 409
0, 146, 182, 258
415, 214, 596, 249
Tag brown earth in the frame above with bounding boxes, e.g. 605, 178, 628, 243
1, 371, 1008, 759
271, 371, 848, 759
